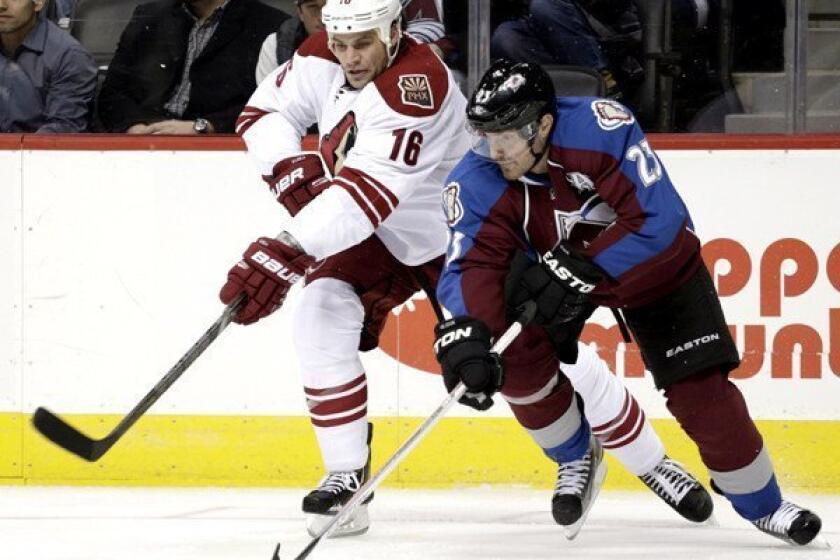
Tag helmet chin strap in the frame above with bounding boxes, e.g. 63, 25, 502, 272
526, 136, 548, 174
525, 115, 555, 174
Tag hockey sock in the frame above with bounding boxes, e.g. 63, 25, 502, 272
506, 376, 575, 430
506, 379, 592, 460
665, 367, 782, 520
295, 278, 369, 472
561, 343, 664, 475
305, 374, 370, 472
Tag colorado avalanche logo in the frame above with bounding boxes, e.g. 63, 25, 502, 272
442, 182, 464, 226
592, 99, 635, 131
566, 172, 595, 193
499, 73, 526, 93
399, 74, 434, 109
554, 194, 617, 249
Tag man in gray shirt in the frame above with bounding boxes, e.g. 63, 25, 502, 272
0, 0, 97, 133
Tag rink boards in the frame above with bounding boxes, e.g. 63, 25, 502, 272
0, 135, 838, 491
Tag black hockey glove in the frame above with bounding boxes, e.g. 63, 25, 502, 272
507, 244, 603, 328
544, 315, 593, 364
433, 316, 504, 411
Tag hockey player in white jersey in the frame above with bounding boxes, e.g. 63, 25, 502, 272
224, 0, 469, 537
220, 0, 711, 539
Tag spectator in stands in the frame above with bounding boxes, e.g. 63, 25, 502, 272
490, 0, 640, 98
670, 0, 732, 131
255, 0, 452, 84
0, 0, 96, 132
491, 1, 725, 111
97, 0, 288, 134
255, 0, 324, 84
402, 0, 453, 58
443, 0, 526, 78
53, 0, 74, 20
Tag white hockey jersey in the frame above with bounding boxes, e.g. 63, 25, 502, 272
236, 31, 470, 266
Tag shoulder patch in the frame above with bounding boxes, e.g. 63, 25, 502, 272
591, 99, 635, 131
398, 74, 434, 109
442, 181, 464, 226
375, 39, 449, 117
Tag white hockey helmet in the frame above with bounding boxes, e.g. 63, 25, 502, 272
321, 0, 403, 52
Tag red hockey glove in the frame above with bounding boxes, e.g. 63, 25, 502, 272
219, 237, 315, 325
265, 153, 330, 216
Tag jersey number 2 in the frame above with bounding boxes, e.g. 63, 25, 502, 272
390, 129, 423, 166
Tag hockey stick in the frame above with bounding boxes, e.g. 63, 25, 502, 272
275, 301, 537, 560
32, 294, 246, 462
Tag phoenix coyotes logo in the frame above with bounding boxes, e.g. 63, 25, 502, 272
320, 111, 357, 175
591, 99, 635, 131
399, 74, 434, 109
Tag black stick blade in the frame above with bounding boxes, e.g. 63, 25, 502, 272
271, 543, 281, 560
32, 407, 107, 462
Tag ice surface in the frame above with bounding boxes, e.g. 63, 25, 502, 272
0, 486, 836, 560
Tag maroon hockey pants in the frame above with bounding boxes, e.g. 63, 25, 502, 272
664, 367, 764, 472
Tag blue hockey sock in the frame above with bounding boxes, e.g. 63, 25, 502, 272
720, 474, 783, 521
543, 418, 591, 463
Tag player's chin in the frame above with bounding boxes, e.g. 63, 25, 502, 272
500, 165, 523, 181
347, 72, 372, 88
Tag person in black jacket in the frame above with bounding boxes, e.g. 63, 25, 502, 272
98, 0, 288, 134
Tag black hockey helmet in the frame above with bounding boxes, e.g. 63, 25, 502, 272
467, 59, 556, 134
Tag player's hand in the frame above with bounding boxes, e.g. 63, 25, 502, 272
507, 243, 602, 327
266, 153, 330, 216
433, 316, 503, 411
219, 237, 314, 325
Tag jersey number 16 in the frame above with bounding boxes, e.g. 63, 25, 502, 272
390, 128, 424, 166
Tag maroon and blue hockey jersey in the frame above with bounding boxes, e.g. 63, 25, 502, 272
437, 97, 704, 339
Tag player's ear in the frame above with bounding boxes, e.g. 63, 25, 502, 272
390, 21, 401, 48
539, 113, 554, 136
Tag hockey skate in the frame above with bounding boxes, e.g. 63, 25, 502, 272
752, 500, 822, 546
639, 456, 713, 523
551, 436, 607, 540
302, 424, 373, 538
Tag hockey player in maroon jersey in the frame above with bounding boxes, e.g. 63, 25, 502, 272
436, 58, 822, 546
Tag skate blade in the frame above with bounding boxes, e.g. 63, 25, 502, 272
306, 504, 370, 538
702, 512, 719, 527
808, 536, 832, 550
563, 459, 608, 541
